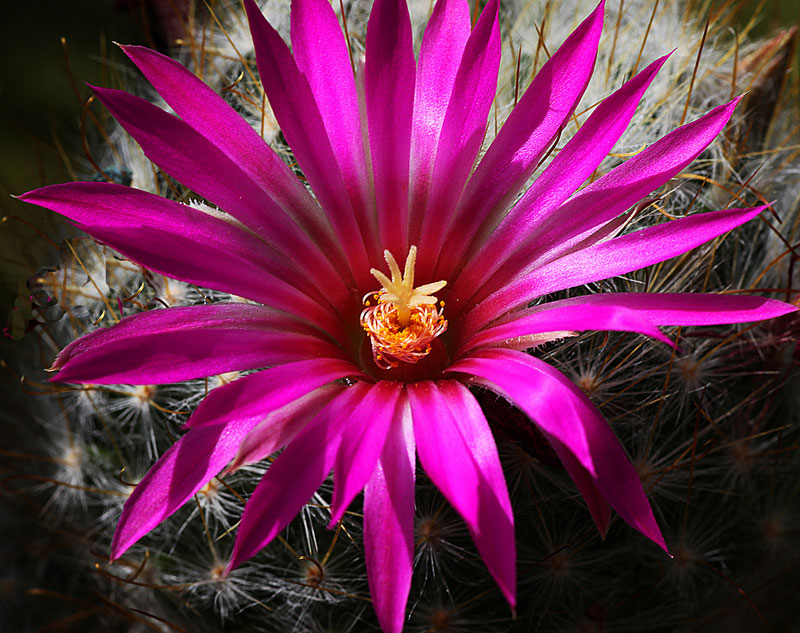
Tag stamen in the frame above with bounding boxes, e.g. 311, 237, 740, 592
360, 246, 447, 370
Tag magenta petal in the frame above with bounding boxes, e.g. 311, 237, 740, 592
18, 183, 340, 329
110, 360, 353, 557
408, 382, 478, 523
244, 0, 372, 283
227, 385, 343, 473
227, 383, 371, 569
408, 381, 516, 606
329, 381, 403, 525
416, 0, 501, 274
365, 0, 416, 257
532, 98, 743, 261
436, 0, 604, 279
503, 54, 669, 243
505, 292, 798, 328
541, 432, 612, 537
291, 0, 374, 246
451, 53, 669, 310
445, 358, 591, 479
89, 85, 348, 299
465, 205, 768, 333
461, 302, 674, 353
437, 380, 516, 606
118, 44, 338, 261
111, 421, 249, 559
364, 393, 415, 633
450, 349, 668, 552
184, 358, 363, 430
90, 85, 271, 232
291, 0, 360, 161
408, 0, 471, 245
51, 304, 345, 385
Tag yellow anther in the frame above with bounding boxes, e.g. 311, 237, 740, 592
361, 246, 448, 370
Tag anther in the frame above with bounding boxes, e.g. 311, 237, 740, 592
360, 246, 448, 370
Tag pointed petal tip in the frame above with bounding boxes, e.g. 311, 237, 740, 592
110, 527, 133, 562
118, 43, 156, 62
650, 51, 672, 72
15, 188, 49, 204
226, 549, 245, 573
708, 94, 744, 122
87, 83, 117, 105
46, 369, 65, 384
654, 532, 670, 555
223, 559, 237, 578
589, 0, 606, 26
632, 515, 669, 554
594, 510, 611, 539
501, 583, 517, 610
327, 514, 341, 531
47, 353, 74, 383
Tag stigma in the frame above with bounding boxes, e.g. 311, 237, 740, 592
360, 246, 448, 370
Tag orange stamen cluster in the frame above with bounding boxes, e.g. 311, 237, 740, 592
360, 246, 447, 370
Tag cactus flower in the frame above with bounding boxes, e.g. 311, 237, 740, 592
19, 0, 796, 630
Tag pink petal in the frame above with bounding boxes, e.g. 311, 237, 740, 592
118, 44, 339, 265
364, 393, 415, 633
408, 380, 516, 606
530, 98, 743, 263
409, 0, 471, 245
464, 205, 768, 334
329, 381, 404, 525
415, 0, 501, 273
365, 0, 416, 257
446, 358, 591, 479
50, 304, 345, 385
290, 0, 375, 249
503, 54, 669, 242
436, 0, 605, 280
408, 382, 477, 523
437, 380, 516, 606
18, 183, 340, 331
227, 382, 371, 569
227, 385, 344, 473
111, 422, 251, 559
461, 302, 675, 353
185, 358, 363, 429
450, 53, 669, 311
506, 292, 798, 327
450, 349, 668, 552
244, 0, 372, 285
110, 360, 352, 558
89, 85, 349, 299
540, 431, 612, 537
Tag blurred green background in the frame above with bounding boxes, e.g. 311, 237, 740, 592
0, 0, 798, 328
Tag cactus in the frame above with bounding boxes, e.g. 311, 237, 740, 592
2, 1, 798, 631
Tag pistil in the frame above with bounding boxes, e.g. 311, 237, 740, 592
360, 246, 448, 370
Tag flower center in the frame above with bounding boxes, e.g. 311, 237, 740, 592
360, 246, 447, 371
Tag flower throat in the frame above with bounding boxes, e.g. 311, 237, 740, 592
360, 246, 448, 371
